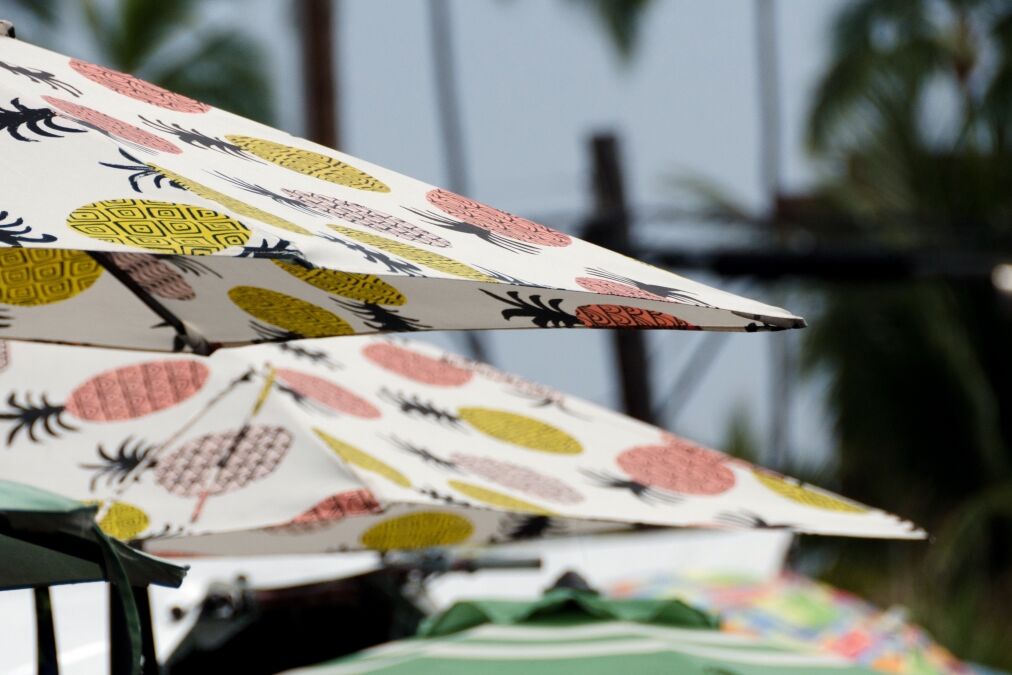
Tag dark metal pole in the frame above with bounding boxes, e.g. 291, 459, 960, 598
108, 584, 131, 675
34, 586, 58, 675
135, 587, 159, 675
428, 0, 470, 205
755, 0, 790, 467
298, 0, 339, 150
427, 0, 490, 364
585, 133, 655, 424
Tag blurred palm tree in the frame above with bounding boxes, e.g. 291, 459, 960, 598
6, 0, 56, 24
799, 1, 1012, 667
14, 0, 274, 123
577, 0, 1012, 667
569, 0, 658, 61
81, 0, 273, 123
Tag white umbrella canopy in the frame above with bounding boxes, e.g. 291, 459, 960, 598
0, 34, 803, 352
0, 337, 921, 556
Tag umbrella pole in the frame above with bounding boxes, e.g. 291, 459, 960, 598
108, 583, 130, 675
134, 586, 159, 675
33, 586, 59, 675
108, 584, 158, 675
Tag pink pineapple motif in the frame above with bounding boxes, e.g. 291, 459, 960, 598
586, 436, 736, 502
575, 304, 698, 329
68, 59, 211, 112
281, 189, 452, 248
393, 439, 584, 505
363, 342, 473, 386
574, 277, 668, 302
268, 489, 382, 534
107, 253, 195, 301
404, 188, 572, 253
449, 453, 584, 505
274, 368, 381, 418
156, 425, 292, 498
0, 360, 209, 443
42, 96, 181, 153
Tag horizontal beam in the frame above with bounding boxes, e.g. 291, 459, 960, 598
642, 246, 1009, 282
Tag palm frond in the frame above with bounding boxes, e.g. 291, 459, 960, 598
568, 0, 657, 61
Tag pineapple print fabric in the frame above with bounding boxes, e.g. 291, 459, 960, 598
0, 336, 922, 555
0, 35, 805, 351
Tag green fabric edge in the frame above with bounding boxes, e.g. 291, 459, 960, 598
0, 480, 187, 589
420, 588, 719, 637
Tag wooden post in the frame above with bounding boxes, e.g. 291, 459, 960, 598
427, 0, 490, 364
298, 0, 339, 149
755, 0, 791, 467
585, 133, 655, 424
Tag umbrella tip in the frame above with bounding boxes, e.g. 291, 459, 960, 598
0, 20, 14, 38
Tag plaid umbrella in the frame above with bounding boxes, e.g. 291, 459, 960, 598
609, 572, 973, 675
0, 336, 920, 555
280, 588, 881, 675
0, 32, 802, 352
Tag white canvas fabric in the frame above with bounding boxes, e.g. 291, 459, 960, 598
0, 36, 803, 351
0, 337, 921, 555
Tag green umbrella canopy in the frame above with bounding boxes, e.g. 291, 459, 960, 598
284, 588, 880, 675
0, 479, 186, 590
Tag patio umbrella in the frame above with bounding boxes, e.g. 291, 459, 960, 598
0, 479, 187, 675
0, 480, 185, 590
0, 336, 920, 556
279, 587, 880, 675
609, 571, 972, 675
0, 31, 803, 352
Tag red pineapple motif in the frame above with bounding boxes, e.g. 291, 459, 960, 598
615, 439, 736, 496
421, 188, 572, 249
68, 361, 208, 421
575, 304, 698, 329
68, 59, 211, 112
363, 342, 473, 386
42, 96, 181, 153
268, 489, 382, 533
1, 360, 209, 443
275, 368, 381, 418
155, 425, 291, 498
107, 253, 195, 300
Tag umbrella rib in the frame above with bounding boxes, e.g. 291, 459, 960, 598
88, 252, 211, 355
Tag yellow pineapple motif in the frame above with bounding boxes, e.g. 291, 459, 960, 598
0, 250, 102, 306
313, 428, 411, 487
149, 165, 311, 236
753, 470, 868, 513
226, 135, 390, 192
448, 480, 554, 515
360, 511, 474, 550
458, 408, 583, 455
229, 286, 355, 338
274, 261, 406, 305
330, 226, 496, 282
68, 199, 250, 255
88, 500, 150, 540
